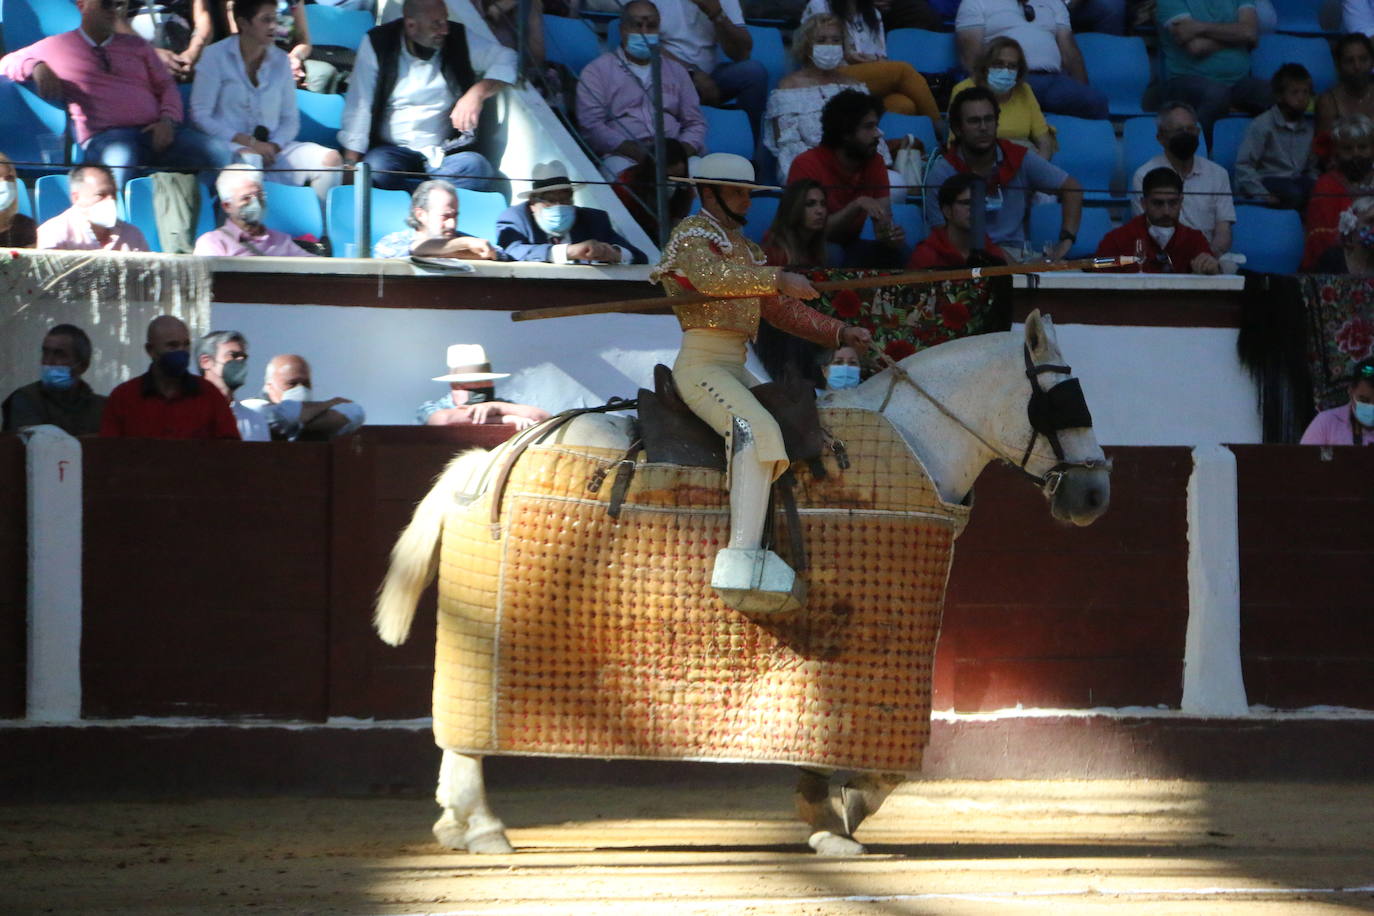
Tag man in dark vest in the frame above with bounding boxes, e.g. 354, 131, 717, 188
340, 0, 516, 191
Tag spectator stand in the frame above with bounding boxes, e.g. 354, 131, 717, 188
1230, 204, 1303, 275
1046, 114, 1124, 204
1250, 34, 1337, 94
1076, 33, 1151, 118
0, 79, 69, 181
543, 13, 601, 75
1029, 203, 1116, 260
0, 0, 79, 54
123, 176, 217, 252
296, 89, 346, 148
1209, 116, 1251, 185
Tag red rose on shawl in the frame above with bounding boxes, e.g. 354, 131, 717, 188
884, 340, 917, 361
831, 289, 862, 318
1336, 316, 1374, 360
941, 301, 971, 331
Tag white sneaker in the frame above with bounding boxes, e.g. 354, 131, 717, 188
711, 548, 806, 614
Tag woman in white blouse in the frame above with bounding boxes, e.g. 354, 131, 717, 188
190, 0, 344, 202
801, 0, 940, 122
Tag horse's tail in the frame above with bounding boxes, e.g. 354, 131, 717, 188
374, 448, 490, 646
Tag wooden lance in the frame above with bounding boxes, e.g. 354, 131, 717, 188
510, 256, 1139, 322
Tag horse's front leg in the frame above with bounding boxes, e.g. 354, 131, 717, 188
794, 768, 906, 856
433, 751, 513, 854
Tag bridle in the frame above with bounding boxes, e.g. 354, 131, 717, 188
875, 345, 1111, 495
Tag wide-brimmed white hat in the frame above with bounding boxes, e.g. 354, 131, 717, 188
432, 344, 510, 383
517, 160, 577, 199
669, 152, 779, 192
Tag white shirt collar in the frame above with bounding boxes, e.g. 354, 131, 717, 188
78, 28, 114, 48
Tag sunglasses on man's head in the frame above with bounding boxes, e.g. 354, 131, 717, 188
1020, 1, 1036, 21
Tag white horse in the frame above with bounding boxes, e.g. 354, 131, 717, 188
374, 310, 1110, 856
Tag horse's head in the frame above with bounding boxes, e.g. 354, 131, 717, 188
1017, 310, 1110, 526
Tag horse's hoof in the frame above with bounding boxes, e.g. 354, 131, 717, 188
433, 810, 468, 851
465, 826, 515, 854
808, 830, 867, 857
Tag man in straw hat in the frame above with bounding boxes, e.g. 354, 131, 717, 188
651, 152, 873, 614
418, 344, 551, 429
496, 160, 647, 264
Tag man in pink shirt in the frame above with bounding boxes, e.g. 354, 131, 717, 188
37, 164, 149, 251
0, 0, 226, 188
193, 165, 314, 257
1300, 357, 1374, 446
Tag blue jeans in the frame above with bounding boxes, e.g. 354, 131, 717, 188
1162, 75, 1272, 142
1024, 72, 1109, 120
1068, 0, 1126, 34
363, 144, 498, 192
82, 124, 229, 189
711, 59, 768, 148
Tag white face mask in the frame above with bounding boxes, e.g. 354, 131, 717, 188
85, 196, 118, 229
811, 43, 845, 71
1147, 224, 1175, 249
0, 180, 15, 211
280, 385, 311, 403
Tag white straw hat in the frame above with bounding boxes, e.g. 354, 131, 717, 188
669, 152, 780, 192
432, 344, 511, 383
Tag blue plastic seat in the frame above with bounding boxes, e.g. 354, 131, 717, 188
35, 173, 70, 224
741, 193, 779, 245
1271, 0, 1328, 33
263, 182, 325, 240
1231, 204, 1303, 274
1251, 35, 1337, 93
703, 105, 753, 158
1028, 203, 1116, 259
13, 178, 33, 217
878, 112, 938, 159
886, 28, 958, 74
1210, 116, 1251, 178
295, 88, 344, 148
455, 187, 507, 241
0, 80, 69, 177
745, 24, 787, 90
1045, 114, 1121, 201
326, 184, 413, 253
860, 201, 927, 245
1122, 115, 1209, 183
0, 0, 80, 50
303, 4, 373, 49
125, 176, 215, 251
543, 14, 601, 74
1075, 33, 1150, 116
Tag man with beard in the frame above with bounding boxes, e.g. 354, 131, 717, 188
1098, 167, 1218, 274
924, 86, 1082, 261
787, 89, 905, 267
195, 330, 270, 441
1130, 101, 1235, 255
100, 315, 239, 439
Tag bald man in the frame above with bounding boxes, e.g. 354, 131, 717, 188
100, 315, 240, 438
239, 354, 365, 440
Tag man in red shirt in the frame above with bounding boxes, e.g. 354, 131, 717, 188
100, 315, 240, 439
787, 89, 905, 268
909, 173, 1010, 268
1096, 167, 1219, 274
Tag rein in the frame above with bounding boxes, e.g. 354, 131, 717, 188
873, 346, 1109, 494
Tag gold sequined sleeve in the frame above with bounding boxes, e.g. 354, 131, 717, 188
761, 296, 845, 348
669, 235, 780, 298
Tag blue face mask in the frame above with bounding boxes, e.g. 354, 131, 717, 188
827, 363, 861, 390
1355, 400, 1374, 427
157, 349, 191, 377
41, 365, 76, 390
534, 203, 576, 237
625, 32, 659, 61
986, 67, 1018, 93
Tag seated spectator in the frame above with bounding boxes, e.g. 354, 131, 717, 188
0, 153, 37, 249
496, 161, 646, 264
2, 324, 106, 436
577, 0, 707, 177
100, 315, 239, 439
826, 345, 863, 389
788, 89, 906, 267
1303, 114, 1374, 270
950, 37, 1055, 161
118, 0, 214, 83
925, 87, 1082, 260
1299, 357, 1374, 446
1315, 34, 1374, 162
419, 344, 552, 429
1155, 0, 1270, 140
37, 165, 150, 252
763, 178, 829, 267
909, 172, 1010, 268
191, 0, 344, 204
803, 0, 941, 121
1310, 196, 1374, 274
654, 0, 768, 150
614, 138, 695, 242
471, 0, 546, 80
956, 0, 1108, 120
0, 0, 226, 189
1235, 63, 1318, 209
228, 0, 338, 94
194, 165, 316, 257
341, 0, 515, 191
1065, 0, 1126, 34
375, 179, 508, 259
240, 354, 365, 440
1345, 0, 1374, 35
195, 329, 270, 441
1130, 101, 1234, 255
764, 14, 914, 182
1099, 166, 1219, 274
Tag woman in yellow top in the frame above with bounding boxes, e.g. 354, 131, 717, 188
949, 37, 1056, 161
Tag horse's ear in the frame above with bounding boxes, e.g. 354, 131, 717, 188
1024, 309, 1045, 354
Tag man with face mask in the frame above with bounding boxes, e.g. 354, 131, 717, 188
1301, 358, 1374, 446
240, 354, 365, 441
418, 344, 551, 428
495, 161, 646, 264
100, 315, 239, 439
1098, 167, 1218, 274
576, 0, 707, 177
36, 164, 149, 252
1130, 101, 1235, 255
193, 165, 316, 257
2, 324, 107, 436
195, 330, 270, 441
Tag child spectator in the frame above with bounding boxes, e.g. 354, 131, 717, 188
0, 153, 37, 249
1098, 166, 1219, 273
1235, 63, 1318, 209
803, 0, 942, 122
949, 37, 1055, 161
1303, 114, 1374, 270
909, 172, 1010, 268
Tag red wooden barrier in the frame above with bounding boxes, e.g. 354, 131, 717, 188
0, 435, 26, 719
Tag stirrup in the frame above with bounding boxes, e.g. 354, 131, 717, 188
711, 548, 806, 614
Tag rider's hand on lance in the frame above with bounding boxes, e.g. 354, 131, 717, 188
777, 270, 819, 300
840, 325, 872, 353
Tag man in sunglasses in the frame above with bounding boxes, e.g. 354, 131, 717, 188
1300, 357, 1374, 447
0, 0, 226, 189
1096, 166, 1218, 274
955, 0, 1108, 120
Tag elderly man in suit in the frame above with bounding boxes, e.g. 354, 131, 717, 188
494, 161, 647, 264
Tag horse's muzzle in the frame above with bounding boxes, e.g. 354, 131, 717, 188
1049, 465, 1111, 526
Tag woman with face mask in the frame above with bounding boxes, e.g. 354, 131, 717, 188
948, 38, 1056, 162
801, 0, 941, 124
0, 154, 37, 248
1310, 195, 1374, 275
1302, 114, 1374, 271
1299, 357, 1374, 446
